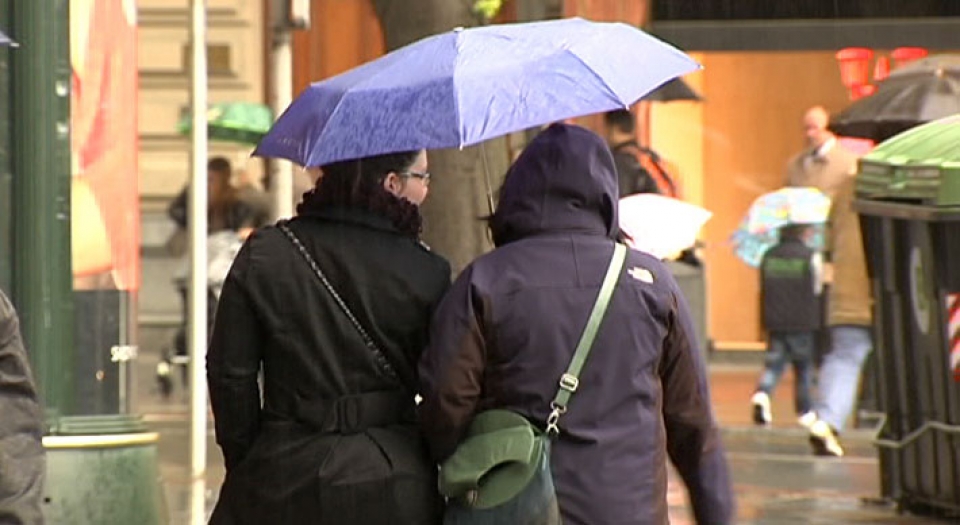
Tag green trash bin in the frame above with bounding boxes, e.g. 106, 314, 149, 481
854, 115, 960, 517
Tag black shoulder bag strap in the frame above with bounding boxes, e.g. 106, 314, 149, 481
278, 221, 405, 386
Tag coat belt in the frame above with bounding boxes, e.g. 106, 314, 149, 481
282, 390, 417, 434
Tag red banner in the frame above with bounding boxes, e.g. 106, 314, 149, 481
70, 0, 140, 290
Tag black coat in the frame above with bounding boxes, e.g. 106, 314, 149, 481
419, 125, 734, 525
0, 289, 45, 525
207, 208, 450, 525
761, 237, 820, 333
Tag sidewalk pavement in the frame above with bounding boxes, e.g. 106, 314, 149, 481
139, 329, 900, 523
708, 360, 875, 442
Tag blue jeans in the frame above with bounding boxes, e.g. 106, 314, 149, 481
815, 325, 873, 432
757, 331, 815, 415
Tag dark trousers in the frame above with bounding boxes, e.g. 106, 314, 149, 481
757, 331, 815, 415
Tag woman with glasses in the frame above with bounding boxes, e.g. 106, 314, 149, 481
207, 149, 448, 524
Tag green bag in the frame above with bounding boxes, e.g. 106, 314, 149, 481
438, 244, 628, 510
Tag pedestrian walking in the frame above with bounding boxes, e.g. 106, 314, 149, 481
751, 223, 823, 428
783, 105, 859, 368
0, 289, 46, 525
603, 109, 678, 198
207, 149, 450, 524
808, 175, 874, 457
419, 124, 734, 525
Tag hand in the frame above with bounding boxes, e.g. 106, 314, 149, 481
823, 263, 834, 284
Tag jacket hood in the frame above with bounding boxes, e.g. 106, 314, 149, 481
490, 124, 619, 246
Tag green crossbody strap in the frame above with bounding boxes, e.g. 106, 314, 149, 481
546, 243, 627, 436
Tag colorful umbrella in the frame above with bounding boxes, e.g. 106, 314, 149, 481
177, 102, 273, 146
742, 187, 831, 234
253, 17, 698, 167
619, 194, 711, 260
731, 187, 831, 267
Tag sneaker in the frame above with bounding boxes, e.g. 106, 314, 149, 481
751, 392, 772, 426
798, 411, 818, 429
809, 420, 844, 457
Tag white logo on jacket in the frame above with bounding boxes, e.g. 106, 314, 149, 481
628, 266, 654, 283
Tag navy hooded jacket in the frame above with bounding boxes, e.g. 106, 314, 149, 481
419, 124, 734, 524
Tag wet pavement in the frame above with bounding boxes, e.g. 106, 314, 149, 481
134, 327, 952, 523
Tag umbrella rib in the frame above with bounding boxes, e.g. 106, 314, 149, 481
564, 47, 630, 108
453, 29, 466, 148
307, 44, 422, 165
314, 31, 461, 162
308, 90, 355, 167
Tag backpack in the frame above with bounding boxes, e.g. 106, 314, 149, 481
617, 142, 679, 198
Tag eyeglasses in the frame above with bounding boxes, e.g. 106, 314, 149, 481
399, 169, 431, 186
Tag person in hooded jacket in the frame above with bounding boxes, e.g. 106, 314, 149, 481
418, 124, 734, 525
0, 289, 46, 525
207, 150, 449, 524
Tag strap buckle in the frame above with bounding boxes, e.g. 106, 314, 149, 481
559, 373, 579, 393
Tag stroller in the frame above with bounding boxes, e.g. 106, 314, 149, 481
157, 231, 244, 399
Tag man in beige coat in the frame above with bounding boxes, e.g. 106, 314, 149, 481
807, 174, 874, 457
785, 106, 857, 200
786, 106, 858, 369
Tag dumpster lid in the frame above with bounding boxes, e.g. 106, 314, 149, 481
854, 198, 960, 220
862, 115, 960, 167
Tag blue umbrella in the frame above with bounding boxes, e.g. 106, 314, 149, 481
0, 30, 17, 47
254, 17, 698, 167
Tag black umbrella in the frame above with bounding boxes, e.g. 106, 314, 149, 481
642, 77, 702, 102
830, 55, 960, 142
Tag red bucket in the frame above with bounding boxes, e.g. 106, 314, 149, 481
836, 47, 874, 89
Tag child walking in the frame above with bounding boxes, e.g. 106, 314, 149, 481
752, 223, 823, 427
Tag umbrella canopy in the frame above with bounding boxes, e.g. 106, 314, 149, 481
178, 102, 273, 146
618, 194, 711, 260
0, 30, 17, 47
831, 55, 960, 142
254, 17, 698, 167
741, 187, 831, 234
730, 222, 827, 268
730, 187, 831, 267
641, 77, 702, 103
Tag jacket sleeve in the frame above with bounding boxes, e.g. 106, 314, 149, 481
417, 268, 487, 463
659, 281, 735, 525
784, 155, 800, 187
0, 290, 46, 525
207, 240, 264, 471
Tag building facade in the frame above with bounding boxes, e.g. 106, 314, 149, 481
138, 0, 266, 249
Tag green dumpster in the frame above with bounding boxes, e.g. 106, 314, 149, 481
854, 115, 960, 517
